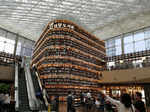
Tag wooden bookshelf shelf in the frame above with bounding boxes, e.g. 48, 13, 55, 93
32, 19, 106, 96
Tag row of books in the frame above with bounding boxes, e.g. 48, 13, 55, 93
32, 20, 106, 96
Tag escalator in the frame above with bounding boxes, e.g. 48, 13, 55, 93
18, 64, 30, 111
15, 60, 49, 112
30, 68, 47, 110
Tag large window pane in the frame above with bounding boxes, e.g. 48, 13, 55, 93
145, 39, 150, 50
124, 43, 134, 54
0, 42, 4, 52
16, 42, 22, 55
144, 28, 150, 39
105, 41, 109, 48
134, 31, 144, 41
106, 49, 109, 55
106, 47, 116, 57
23, 47, 32, 57
124, 34, 133, 44
24, 40, 33, 49
116, 46, 122, 55
5, 38, 15, 44
115, 38, 121, 46
107, 39, 115, 48
0, 36, 15, 54
0, 36, 6, 42
134, 40, 145, 52
4, 43, 14, 54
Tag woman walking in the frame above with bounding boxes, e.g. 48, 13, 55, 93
104, 93, 135, 112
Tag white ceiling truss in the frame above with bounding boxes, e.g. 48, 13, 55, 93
0, 0, 150, 40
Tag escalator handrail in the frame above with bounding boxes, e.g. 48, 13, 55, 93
35, 71, 49, 107
24, 63, 37, 110
14, 62, 19, 111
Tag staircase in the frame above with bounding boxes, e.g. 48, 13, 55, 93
18, 65, 30, 111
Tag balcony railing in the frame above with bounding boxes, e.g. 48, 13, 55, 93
105, 50, 150, 71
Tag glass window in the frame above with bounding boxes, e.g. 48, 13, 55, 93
124, 34, 133, 44
24, 40, 33, 49
145, 39, 150, 50
106, 26, 150, 56
124, 43, 134, 54
115, 38, 121, 46
144, 28, 150, 39
0, 29, 6, 37
16, 42, 22, 55
108, 62, 115, 66
0, 36, 6, 42
105, 41, 109, 48
116, 46, 122, 55
106, 48, 116, 57
16, 37, 34, 57
134, 31, 144, 41
110, 48, 116, 56
0, 36, 15, 54
0, 41, 4, 52
134, 40, 145, 52
107, 39, 115, 48
5, 38, 15, 45
4, 43, 14, 54
106, 49, 109, 55
23, 47, 32, 57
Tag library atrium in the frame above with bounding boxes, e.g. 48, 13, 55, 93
0, 0, 150, 112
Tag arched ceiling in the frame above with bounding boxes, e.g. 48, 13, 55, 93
0, 0, 150, 41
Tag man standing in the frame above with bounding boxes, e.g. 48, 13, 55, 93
134, 92, 146, 112
55, 96, 59, 112
67, 91, 73, 112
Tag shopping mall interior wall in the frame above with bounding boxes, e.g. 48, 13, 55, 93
0, 65, 14, 81
102, 66, 150, 83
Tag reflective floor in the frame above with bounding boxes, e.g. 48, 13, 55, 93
58, 102, 103, 112
57, 102, 150, 112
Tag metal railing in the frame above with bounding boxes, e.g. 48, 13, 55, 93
35, 71, 49, 107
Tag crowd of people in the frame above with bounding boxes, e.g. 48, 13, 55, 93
66, 91, 146, 112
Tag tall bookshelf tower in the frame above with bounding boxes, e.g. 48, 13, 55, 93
32, 20, 106, 98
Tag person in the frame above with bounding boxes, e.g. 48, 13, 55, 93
105, 100, 115, 112
54, 96, 59, 112
67, 91, 73, 112
20, 56, 25, 73
87, 91, 91, 99
104, 93, 135, 112
80, 92, 84, 105
99, 93, 105, 111
35, 89, 43, 111
0, 91, 5, 112
4, 92, 10, 112
95, 98, 100, 109
85, 92, 93, 112
134, 92, 146, 112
